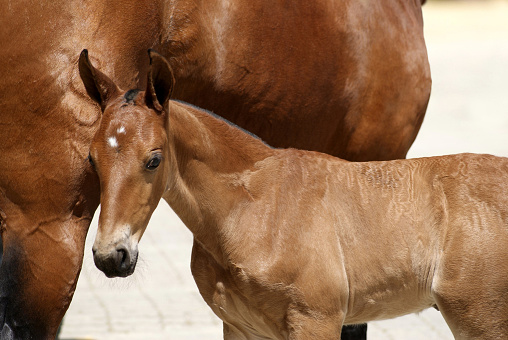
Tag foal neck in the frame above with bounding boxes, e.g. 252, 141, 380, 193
164, 101, 275, 260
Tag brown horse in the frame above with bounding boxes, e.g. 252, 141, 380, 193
83, 51, 508, 339
0, 0, 429, 338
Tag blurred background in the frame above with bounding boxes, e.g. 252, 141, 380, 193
59, 1, 508, 339
408, 0, 508, 159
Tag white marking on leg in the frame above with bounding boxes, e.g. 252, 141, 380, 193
108, 136, 118, 148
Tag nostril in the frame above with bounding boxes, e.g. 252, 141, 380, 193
115, 246, 131, 270
118, 248, 127, 263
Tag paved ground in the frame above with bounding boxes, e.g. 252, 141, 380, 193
59, 1, 508, 339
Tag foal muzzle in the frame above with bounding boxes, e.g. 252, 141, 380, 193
92, 242, 138, 278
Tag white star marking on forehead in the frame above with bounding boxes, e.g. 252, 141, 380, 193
117, 126, 126, 134
107, 136, 119, 148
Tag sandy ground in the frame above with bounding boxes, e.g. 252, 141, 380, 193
60, 1, 508, 339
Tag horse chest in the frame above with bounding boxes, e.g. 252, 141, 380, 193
191, 244, 288, 339
213, 281, 287, 340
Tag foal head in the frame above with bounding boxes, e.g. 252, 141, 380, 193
78, 50, 174, 277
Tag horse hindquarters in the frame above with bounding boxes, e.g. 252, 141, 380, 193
432, 223, 508, 338
434, 275, 508, 340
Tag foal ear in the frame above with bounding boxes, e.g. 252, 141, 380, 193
78, 49, 119, 111
146, 49, 174, 113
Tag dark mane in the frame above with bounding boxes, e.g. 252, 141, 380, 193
124, 89, 140, 103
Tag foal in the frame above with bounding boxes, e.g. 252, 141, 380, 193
80, 50, 508, 339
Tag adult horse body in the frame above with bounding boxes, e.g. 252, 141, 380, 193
0, 0, 429, 338
85, 52, 508, 340
164, 0, 431, 161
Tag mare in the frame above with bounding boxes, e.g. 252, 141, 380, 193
83, 51, 508, 339
0, 0, 429, 338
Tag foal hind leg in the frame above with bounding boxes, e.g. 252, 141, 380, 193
436, 295, 508, 339
434, 258, 508, 338
435, 286, 508, 340
433, 226, 508, 339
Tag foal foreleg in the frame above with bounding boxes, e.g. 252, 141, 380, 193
287, 309, 345, 340
223, 322, 251, 340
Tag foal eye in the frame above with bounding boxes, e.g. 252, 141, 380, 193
146, 154, 162, 170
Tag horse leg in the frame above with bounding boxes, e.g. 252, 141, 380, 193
0, 217, 91, 339
341, 324, 367, 340
0, 175, 98, 340
287, 309, 345, 340
433, 233, 508, 339
436, 296, 508, 340
191, 242, 245, 340
435, 285, 508, 340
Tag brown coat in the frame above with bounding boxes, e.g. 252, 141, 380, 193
86, 52, 507, 339
0, 1, 429, 337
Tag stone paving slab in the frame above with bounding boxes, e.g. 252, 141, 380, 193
60, 1, 508, 339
